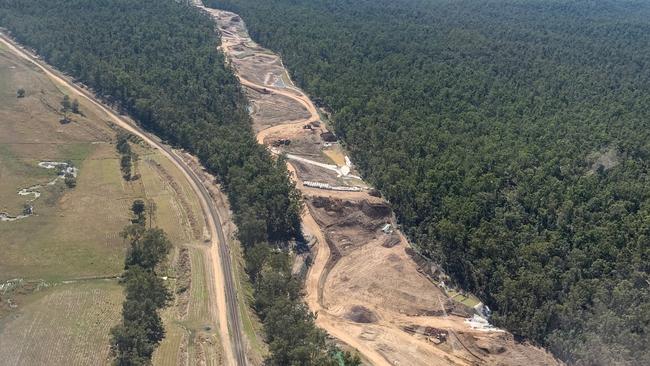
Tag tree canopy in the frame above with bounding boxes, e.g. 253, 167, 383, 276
0, 0, 357, 363
207, 0, 650, 364
112, 203, 172, 365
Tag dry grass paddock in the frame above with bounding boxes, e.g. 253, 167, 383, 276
0, 44, 215, 366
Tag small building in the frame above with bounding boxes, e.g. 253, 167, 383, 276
381, 223, 393, 234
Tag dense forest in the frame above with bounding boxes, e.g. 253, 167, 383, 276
0, 0, 357, 364
206, 0, 650, 364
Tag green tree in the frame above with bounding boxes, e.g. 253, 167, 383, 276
123, 266, 171, 308
61, 94, 71, 112
245, 242, 270, 282
71, 98, 80, 114
125, 228, 171, 270
64, 172, 76, 188
131, 199, 146, 225
116, 133, 131, 155
0, 0, 321, 363
340, 351, 362, 366
110, 324, 152, 366
120, 154, 132, 181
112, 210, 172, 365
203, 0, 650, 363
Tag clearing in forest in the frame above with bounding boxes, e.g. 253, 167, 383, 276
203, 5, 562, 366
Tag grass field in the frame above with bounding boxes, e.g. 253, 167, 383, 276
0, 45, 129, 280
0, 143, 132, 280
323, 147, 346, 166
0, 45, 217, 365
446, 288, 481, 308
153, 246, 225, 366
0, 280, 123, 366
231, 237, 267, 363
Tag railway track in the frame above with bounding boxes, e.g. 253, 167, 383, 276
0, 33, 247, 366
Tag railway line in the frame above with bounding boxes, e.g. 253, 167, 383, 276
0, 32, 247, 366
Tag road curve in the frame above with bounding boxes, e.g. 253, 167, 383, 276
0, 33, 247, 366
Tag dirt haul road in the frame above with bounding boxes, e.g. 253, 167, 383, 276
0, 34, 247, 366
196, 3, 563, 366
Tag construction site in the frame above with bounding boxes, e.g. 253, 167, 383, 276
199, 4, 563, 365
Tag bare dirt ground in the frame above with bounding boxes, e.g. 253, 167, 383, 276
246, 87, 310, 133
198, 4, 563, 365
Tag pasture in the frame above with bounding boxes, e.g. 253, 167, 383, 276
0, 44, 212, 366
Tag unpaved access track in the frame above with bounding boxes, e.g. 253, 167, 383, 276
196, 2, 563, 365
0, 34, 246, 366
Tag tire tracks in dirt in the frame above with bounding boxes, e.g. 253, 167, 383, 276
196, 4, 563, 366
194, 5, 400, 365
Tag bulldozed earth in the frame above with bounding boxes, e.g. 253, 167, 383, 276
198, 3, 562, 365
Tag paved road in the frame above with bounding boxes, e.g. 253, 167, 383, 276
0, 33, 247, 366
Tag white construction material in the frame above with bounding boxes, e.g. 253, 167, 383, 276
464, 315, 504, 332
303, 181, 362, 192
